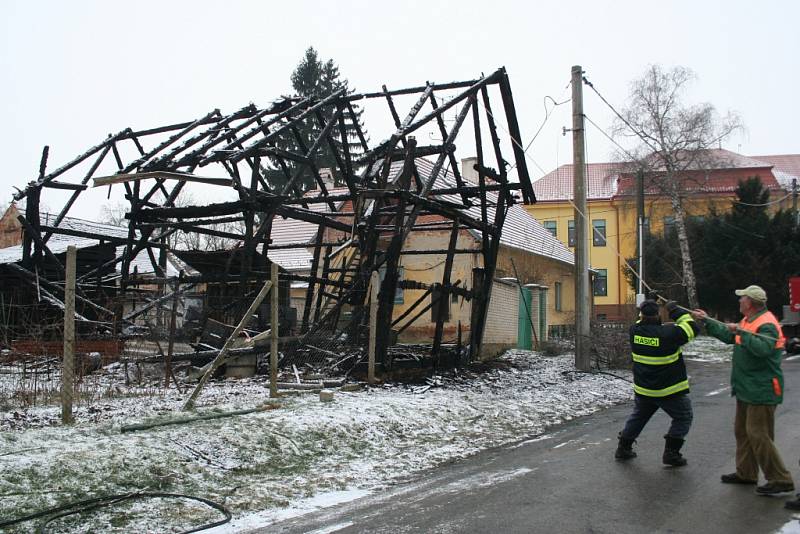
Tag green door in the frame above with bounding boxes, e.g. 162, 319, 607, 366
517, 286, 532, 349
538, 288, 548, 342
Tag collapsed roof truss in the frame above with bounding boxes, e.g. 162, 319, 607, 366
11, 67, 535, 370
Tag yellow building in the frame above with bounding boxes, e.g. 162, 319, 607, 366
525, 150, 797, 321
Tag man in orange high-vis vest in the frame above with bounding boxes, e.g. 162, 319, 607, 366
693, 285, 794, 496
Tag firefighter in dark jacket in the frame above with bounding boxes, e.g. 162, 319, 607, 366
615, 299, 699, 466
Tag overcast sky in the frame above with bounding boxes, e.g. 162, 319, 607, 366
1, 0, 798, 220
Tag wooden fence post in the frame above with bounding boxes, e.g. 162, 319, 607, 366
368, 270, 379, 384
62, 245, 76, 424
270, 263, 279, 398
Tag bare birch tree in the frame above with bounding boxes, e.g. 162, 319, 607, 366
613, 65, 742, 308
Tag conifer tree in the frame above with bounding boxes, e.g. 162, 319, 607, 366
269, 47, 367, 190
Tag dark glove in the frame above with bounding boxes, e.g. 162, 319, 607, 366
665, 300, 678, 313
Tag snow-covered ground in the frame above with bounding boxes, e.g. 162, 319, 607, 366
0, 337, 733, 533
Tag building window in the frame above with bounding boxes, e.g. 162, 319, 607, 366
555, 282, 562, 311
543, 220, 557, 237
592, 219, 606, 246
593, 269, 608, 297
378, 266, 404, 304
568, 220, 575, 247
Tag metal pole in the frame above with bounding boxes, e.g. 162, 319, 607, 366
62, 245, 76, 424
636, 169, 645, 302
571, 65, 591, 371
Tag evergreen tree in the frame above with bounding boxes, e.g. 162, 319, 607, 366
269, 47, 367, 191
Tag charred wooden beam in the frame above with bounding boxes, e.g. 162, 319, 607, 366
498, 67, 535, 204
432, 221, 460, 357
13, 130, 131, 201
301, 229, 324, 333
190, 98, 310, 166
229, 89, 346, 165
93, 171, 233, 188
350, 78, 484, 100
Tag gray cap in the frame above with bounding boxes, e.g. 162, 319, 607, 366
735, 285, 767, 303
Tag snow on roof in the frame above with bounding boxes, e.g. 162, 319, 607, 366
414, 158, 575, 266
534, 149, 785, 202
751, 154, 800, 189
118, 247, 197, 278
0, 207, 129, 265
0, 206, 197, 277
24, 208, 130, 239
533, 162, 621, 202
264, 187, 350, 272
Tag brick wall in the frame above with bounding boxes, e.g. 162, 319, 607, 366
0, 203, 23, 248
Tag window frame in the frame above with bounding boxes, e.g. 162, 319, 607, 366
593, 268, 608, 297
567, 220, 575, 247
592, 219, 607, 247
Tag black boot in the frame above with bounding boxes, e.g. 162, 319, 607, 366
615, 433, 637, 460
663, 435, 687, 467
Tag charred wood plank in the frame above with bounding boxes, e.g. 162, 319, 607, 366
13, 129, 131, 201
93, 171, 233, 188
41, 181, 87, 191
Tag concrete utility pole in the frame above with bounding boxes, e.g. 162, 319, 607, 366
571, 65, 591, 371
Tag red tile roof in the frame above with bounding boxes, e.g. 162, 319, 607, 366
533, 162, 621, 201
534, 149, 789, 202
751, 154, 800, 188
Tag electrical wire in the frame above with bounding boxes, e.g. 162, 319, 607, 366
583, 113, 639, 163
507, 92, 571, 173
0, 491, 232, 533
731, 192, 793, 207
582, 75, 660, 156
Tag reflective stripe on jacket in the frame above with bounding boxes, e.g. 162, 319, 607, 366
630, 310, 699, 398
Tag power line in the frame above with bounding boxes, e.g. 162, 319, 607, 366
509, 94, 571, 172
731, 192, 793, 207
583, 113, 638, 163
581, 75, 660, 155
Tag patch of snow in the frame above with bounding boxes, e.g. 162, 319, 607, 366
777, 518, 800, 533
683, 336, 732, 363
0, 350, 635, 533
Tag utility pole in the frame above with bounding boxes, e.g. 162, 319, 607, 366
636, 168, 646, 304
571, 65, 591, 371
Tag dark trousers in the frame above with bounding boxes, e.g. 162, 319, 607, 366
621, 393, 693, 440
734, 400, 793, 484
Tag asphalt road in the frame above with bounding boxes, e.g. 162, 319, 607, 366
256, 358, 800, 534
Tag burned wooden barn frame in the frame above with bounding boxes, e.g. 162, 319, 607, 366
9, 67, 535, 375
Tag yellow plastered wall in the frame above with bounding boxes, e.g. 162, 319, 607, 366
523, 200, 625, 309
391, 229, 478, 343
493, 244, 575, 327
